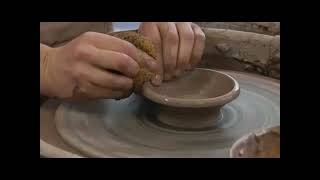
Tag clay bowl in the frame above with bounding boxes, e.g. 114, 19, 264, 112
229, 125, 280, 158
143, 68, 240, 108
141, 68, 240, 130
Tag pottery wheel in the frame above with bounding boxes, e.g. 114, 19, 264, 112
55, 70, 280, 158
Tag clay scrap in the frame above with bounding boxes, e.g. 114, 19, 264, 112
202, 28, 280, 79
195, 22, 280, 36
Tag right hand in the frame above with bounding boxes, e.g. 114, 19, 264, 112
40, 32, 157, 101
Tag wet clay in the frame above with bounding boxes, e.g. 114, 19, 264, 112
40, 100, 84, 157
51, 70, 279, 158
141, 69, 240, 129
142, 69, 239, 108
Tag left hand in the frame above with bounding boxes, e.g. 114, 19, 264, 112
138, 22, 206, 85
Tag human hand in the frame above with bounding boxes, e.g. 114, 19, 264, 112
138, 22, 206, 85
40, 32, 156, 101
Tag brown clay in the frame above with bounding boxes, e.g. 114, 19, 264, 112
140, 68, 240, 130
199, 28, 280, 79
142, 68, 239, 108
195, 22, 280, 36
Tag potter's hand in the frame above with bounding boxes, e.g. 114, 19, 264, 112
138, 22, 206, 84
40, 32, 145, 101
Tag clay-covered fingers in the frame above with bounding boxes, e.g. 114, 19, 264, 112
157, 22, 179, 81
190, 23, 206, 69
176, 22, 195, 74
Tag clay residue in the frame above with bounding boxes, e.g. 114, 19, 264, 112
195, 22, 280, 35
203, 28, 280, 79
255, 128, 280, 158
112, 31, 157, 92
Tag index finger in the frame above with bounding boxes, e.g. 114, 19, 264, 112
83, 32, 143, 65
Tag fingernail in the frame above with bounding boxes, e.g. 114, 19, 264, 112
151, 74, 162, 86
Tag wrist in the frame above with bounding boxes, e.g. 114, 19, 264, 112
40, 44, 55, 98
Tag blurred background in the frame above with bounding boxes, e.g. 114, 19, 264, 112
113, 22, 141, 31
112, 22, 280, 35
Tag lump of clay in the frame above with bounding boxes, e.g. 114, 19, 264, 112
111, 31, 157, 92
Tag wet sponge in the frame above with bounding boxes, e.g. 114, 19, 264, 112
112, 31, 157, 92
113, 31, 156, 59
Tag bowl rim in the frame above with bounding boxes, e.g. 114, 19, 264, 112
142, 68, 240, 108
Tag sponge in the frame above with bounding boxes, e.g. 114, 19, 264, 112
112, 31, 157, 92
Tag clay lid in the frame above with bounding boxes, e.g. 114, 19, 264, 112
142, 68, 240, 108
